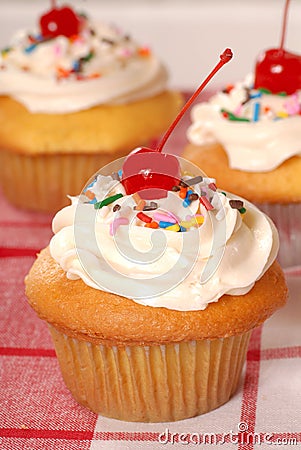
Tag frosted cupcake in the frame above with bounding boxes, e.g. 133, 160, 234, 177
183, 74, 301, 268
0, 4, 181, 212
25, 155, 287, 422
182, 1, 301, 268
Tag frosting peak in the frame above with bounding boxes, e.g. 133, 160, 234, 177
0, 14, 168, 113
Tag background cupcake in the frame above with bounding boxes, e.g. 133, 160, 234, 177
183, 74, 301, 268
182, 0, 301, 268
0, 3, 182, 212
25, 156, 287, 422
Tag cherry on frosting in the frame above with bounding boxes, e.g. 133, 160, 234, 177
122, 49, 233, 199
40, 1, 81, 38
254, 0, 301, 94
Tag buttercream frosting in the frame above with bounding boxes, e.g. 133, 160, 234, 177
49, 166, 278, 311
0, 16, 167, 113
187, 75, 301, 172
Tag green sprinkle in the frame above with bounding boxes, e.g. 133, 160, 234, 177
221, 109, 250, 122
81, 51, 94, 63
221, 192, 227, 196
239, 207, 247, 214
94, 193, 123, 209
277, 91, 288, 97
258, 87, 272, 94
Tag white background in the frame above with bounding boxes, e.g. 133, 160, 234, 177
1, 0, 300, 91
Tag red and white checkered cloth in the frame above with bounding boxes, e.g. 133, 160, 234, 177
1, 175, 301, 450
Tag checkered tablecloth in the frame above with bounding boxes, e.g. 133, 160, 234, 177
1, 175, 301, 450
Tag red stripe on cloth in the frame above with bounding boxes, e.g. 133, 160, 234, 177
261, 346, 301, 360
0, 428, 93, 441
238, 326, 262, 450
94, 431, 160, 442
0, 347, 56, 357
0, 247, 40, 257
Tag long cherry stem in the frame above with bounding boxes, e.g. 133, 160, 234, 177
51, 0, 57, 8
156, 48, 233, 153
280, 0, 290, 49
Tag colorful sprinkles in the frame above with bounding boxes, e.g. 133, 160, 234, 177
88, 172, 247, 236
0, 11, 152, 82
220, 84, 301, 122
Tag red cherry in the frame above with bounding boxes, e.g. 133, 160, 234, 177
121, 49, 233, 199
40, 5, 81, 38
122, 150, 181, 199
254, 0, 301, 94
254, 48, 301, 94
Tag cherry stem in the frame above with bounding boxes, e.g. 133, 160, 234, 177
156, 48, 233, 153
280, 0, 290, 49
51, 0, 57, 8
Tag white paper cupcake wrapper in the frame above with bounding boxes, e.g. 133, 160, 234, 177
49, 325, 251, 422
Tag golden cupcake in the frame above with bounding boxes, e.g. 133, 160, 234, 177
183, 73, 301, 267
182, 2, 301, 267
25, 157, 287, 422
0, 4, 181, 212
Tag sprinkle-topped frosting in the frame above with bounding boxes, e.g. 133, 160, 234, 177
50, 162, 278, 311
0, 11, 167, 113
187, 75, 301, 172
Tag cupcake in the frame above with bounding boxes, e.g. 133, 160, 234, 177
25, 155, 287, 422
0, 4, 182, 212
183, 75, 301, 268
182, 2, 301, 268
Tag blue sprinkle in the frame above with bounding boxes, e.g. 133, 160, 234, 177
250, 91, 262, 99
253, 102, 260, 122
89, 197, 97, 204
183, 199, 191, 208
72, 60, 80, 72
85, 179, 96, 190
180, 226, 187, 232
159, 221, 175, 228
25, 44, 37, 53
118, 169, 123, 178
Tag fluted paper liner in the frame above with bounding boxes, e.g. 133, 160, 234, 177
256, 202, 301, 268
0, 150, 128, 212
49, 326, 251, 422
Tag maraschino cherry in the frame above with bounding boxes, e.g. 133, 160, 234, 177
122, 48, 233, 199
40, 0, 81, 39
254, 0, 301, 94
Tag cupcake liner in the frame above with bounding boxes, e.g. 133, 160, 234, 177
49, 325, 251, 422
0, 150, 128, 213
257, 202, 301, 269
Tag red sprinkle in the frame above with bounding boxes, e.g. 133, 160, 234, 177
208, 182, 217, 191
145, 221, 159, 229
137, 212, 152, 223
199, 196, 214, 210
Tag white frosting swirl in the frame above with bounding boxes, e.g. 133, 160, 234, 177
49, 175, 278, 311
0, 20, 167, 113
187, 75, 301, 172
